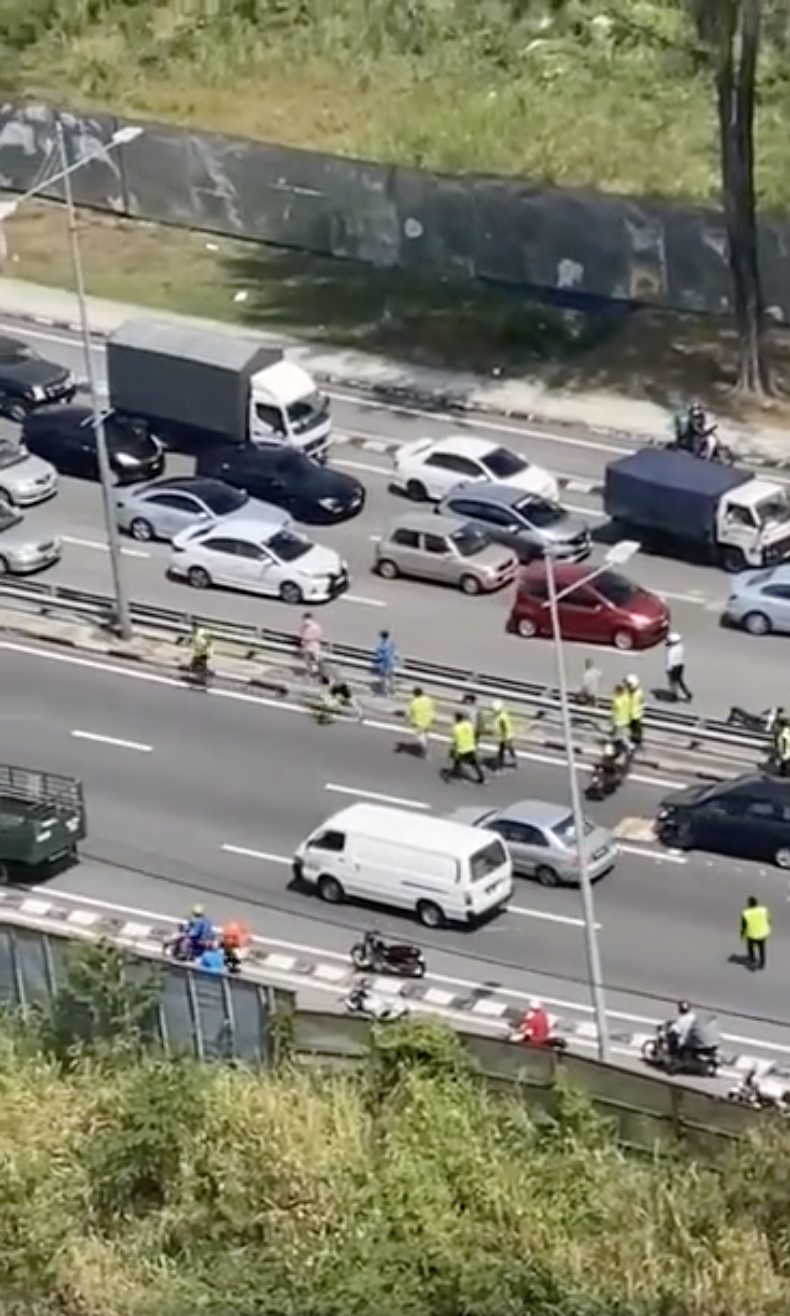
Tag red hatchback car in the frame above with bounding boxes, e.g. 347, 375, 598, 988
507, 561, 670, 651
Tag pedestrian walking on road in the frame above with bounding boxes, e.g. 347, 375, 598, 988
492, 699, 517, 769
407, 686, 435, 757
460, 692, 487, 743
299, 612, 323, 677
740, 895, 771, 970
625, 674, 645, 751
665, 632, 693, 702
371, 630, 399, 695
444, 711, 485, 784
610, 680, 631, 753
578, 657, 602, 706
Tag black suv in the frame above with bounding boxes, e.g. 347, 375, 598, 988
656, 773, 790, 868
22, 404, 165, 485
0, 334, 76, 421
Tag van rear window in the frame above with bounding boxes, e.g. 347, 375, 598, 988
469, 838, 507, 881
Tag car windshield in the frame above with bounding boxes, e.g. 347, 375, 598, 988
0, 443, 28, 471
266, 530, 311, 562
451, 525, 489, 557
0, 503, 23, 532
755, 493, 790, 527
515, 497, 562, 527
594, 571, 639, 606
480, 447, 527, 479
202, 485, 247, 516
552, 813, 595, 844
0, 341, 33, 364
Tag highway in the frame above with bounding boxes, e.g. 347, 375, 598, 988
0, 315, 788, 717
3, 639, 790, 1038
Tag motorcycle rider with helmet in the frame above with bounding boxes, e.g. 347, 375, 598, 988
674, 403, 719, 460
666, 1000, 717, 1063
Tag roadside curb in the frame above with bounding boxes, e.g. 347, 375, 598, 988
0, 887, 787, 1080
10, 307, 790, 473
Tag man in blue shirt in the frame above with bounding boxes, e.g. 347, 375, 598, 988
371, 629, 398, 695
197, 940, 226, 974
186, 904, 214, 957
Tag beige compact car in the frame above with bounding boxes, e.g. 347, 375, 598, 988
374, 512, 517, 595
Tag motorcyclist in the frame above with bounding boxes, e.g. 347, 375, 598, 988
597, 738, 629, 789
186, 904, 214, 957
221, 920, 251, 970
514, 998, 553, 1046
675, 402, 715, 457
347, 978, 373, 1012
197, 938, 226, 974
363, 929, 386, 963
667, 1002, 717, 1062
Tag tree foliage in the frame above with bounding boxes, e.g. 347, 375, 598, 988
0, 987, 786, 1315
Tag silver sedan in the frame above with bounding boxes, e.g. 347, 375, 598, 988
722, 563, 790, 636
0, 500, 61, 575
0, 440, 58, 507
449, 799, 618, 885
115, 475, 277, 543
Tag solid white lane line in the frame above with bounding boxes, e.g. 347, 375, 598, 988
62, 534, 150, 560
0, 641, 686, 791
335, 457, 395, 476
342, 593, 388, 608
71, 730, 152, 752
325, 782, 429, 809
509, 904, 602, 930
221, 843, 290, 865
618, 842, 686, 865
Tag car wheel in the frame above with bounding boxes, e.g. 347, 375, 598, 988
129, 517, 155, 542
517, 617, 538, 638
776, 848, 790, 869
721, 547, 745, 573
613, 629, 635, 651
405, 479, 428, 501
459, 573, 482, 596
377, 558, 399, 580
535, 864, 560, 887
416, 899, 444, 929
743, 611, 772, 637
0, 556, 8, 575
0, 486, 12, 506
186, 566, 212, 589
279, 581, 304, 605
317, 875, 344, 904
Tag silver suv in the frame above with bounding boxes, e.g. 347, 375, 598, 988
374, 512, 516, 594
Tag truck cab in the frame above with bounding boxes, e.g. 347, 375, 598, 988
249, 360, 331, 461
718, 479, 790, 570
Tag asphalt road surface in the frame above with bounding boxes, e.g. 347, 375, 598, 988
3, 639, 789, 1039
1, 317, 788, 720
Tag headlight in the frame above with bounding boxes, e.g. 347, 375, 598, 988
114, 453, 135, 466
318, 497, 340, 510
30, 385, 46, 401
14, 546, 39, 560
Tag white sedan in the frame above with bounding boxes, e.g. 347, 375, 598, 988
391, 435, 559, 504
168, 516, 349, 605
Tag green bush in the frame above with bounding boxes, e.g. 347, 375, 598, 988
0, 999, 788, 1315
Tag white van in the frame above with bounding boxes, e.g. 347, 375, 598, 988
292, 803, 514, 928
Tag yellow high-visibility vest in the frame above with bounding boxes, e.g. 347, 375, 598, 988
742, 905, 770, 941
410, 694, 435, 731
453, 720, 476, 756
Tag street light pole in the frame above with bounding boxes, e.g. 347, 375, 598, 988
544, 548, 610, 1062
56, 121, 133, 639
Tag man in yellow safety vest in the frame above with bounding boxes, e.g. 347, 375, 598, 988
740, 896, 770, 971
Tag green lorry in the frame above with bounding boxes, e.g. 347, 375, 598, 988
0, 764, 86, 879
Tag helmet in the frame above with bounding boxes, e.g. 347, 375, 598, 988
689, 402, 704, 419
528, 998, 542, 1010
192, 904, 204, 916
668, 632, 681, 645
492, 699, 504, 712
625, 674, 639, 689
677, 1000, 691, 1015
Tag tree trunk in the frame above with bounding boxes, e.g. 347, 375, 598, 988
716, 0, 771, 396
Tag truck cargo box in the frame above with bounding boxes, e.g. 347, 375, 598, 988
106, 320, 282, 442
604, 448, 750, 542
0, 763, 86, 870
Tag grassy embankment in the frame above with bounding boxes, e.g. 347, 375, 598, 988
3, 1001, 790, 1316
3, 0, 790, 413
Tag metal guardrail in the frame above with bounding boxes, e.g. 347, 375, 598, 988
0, 578, 767, 765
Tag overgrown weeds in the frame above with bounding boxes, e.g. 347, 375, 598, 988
5, 0, 790, 204
0, 1012, 788, 1314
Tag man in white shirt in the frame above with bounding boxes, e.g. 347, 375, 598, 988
665, 632, 692, 701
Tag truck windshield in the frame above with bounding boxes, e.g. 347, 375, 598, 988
286, 391, 329, 435
755, 495, 790, 527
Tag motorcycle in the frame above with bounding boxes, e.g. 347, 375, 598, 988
641, 1023, 719, 1077
342, 984, 410, 1023
585, 749, 631, 801
163, 927, 244, 974
350, 932, 426, 978
726, 1068, 790, 1112
727, 705, 780, 735
507, 1026, 568, 1051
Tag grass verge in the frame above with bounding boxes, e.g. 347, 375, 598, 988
4, 200, 790, 426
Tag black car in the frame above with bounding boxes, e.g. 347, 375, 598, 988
656, 774, 790, 868
0, 334, 76, 421
21, 404, 165, 486
195, 443, 364, 524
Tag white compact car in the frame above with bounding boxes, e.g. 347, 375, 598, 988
168, 514, 349, 605
391, 435, 559, 504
